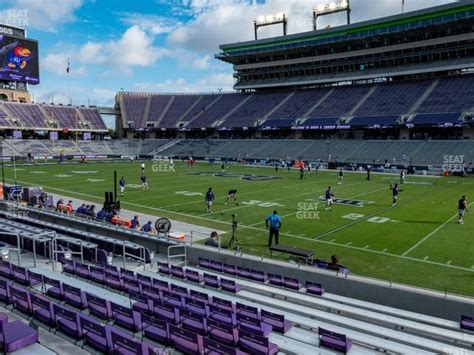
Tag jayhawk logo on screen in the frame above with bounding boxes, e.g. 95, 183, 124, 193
7, 46, 31, 70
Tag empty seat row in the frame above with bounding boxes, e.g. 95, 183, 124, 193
198, 258, 325, 295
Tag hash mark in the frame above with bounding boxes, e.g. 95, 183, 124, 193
329, 239, 336, 243
382, 248, 388, 253
423, 256, 429, 261
346, 242, 352, 246
363, 245, 369, 249
446, 260, 452, 265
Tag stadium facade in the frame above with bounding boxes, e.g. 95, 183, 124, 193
116, 0, 474, 141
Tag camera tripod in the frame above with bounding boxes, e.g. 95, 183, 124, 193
227, 214, 239, 249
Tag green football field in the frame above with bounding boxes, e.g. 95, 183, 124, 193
3, 160, 474, 297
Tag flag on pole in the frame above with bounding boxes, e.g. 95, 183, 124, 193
66, 58, 70, 74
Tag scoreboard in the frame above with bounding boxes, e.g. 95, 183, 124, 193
0, 24, 39, 85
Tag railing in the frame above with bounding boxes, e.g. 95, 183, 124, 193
26, 231, 55, 268
122, 241, 148, 271
167, 244, 187, 267
0, 232, 21, 266
50, 236, 86, 271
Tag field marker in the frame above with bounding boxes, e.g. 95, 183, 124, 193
363, 245, 369, 249
346, 242, 352, 246
446, 260, 452, 265
423, 256, 429, 261
401, 201, 474, 256
329, 239, 336, 243
382, 248, 388, 253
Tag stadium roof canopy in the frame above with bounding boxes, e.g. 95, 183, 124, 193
217, 0, 474, 60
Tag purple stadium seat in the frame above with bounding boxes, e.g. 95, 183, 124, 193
186, 269, 204, 283
105, 273, 124, 292
0, 319, 38, 353
210, 261, 223, 273
12, 265, 29, 285
461, 315, 474, 331
54, 304, 82, 341
207, 319, 239, 347
142, 313, 169, 344
318, 327, 352, 353
152, 279, 169, 292
204, 337, 247, 355
31, 293, 55, 328
120, 267, 136, 283
190, 289, 210, 304
268, 273, 284, 287
137, 274, 152, 288
237, 267, 251, 279
0, 313, 7, 332
10, 286, 33, 315
26, 270, 43, 287
129, 290, 153, 314
221, 279, 242, 293
306, 281, 325, 296
183, 297, 208, 316
44, 276, 64, 300
261, 309, 291, 334
250, 270, 267, 283
162, 290, 184, 309
153, 302, 180, 324
89, 265, 106, 285
111, 302, 143, 332
212, 296, 234, 312
283, 276, 302, 290
239, 328, 278, 354
223, 263, 237, 276
75, 263, 90, 280
0, 279, 12, 304
238, 314, 272, 337
86, 293, 112, 320
0, 261, 12, 279
169, 324, 204, 354
157, 262, 171, 275
80, 315, 113, 353
63, 283, 88, 310
170, 284, 188, 298
198, 257, 211, 269
209, 305, 236, 326
111, 328, 150, 355
181, 309, 207, 335
171, 265, 186, 279
62, 260, 76, 275
141, 285, 162, 305
204, 273, 220, 288
123, 279, 141, 294
236, 303, 259, 319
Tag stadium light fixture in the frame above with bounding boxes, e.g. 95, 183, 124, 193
313, 0, 351, 30
254, 13, 287, 40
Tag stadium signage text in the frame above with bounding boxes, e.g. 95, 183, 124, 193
188, 172, 282, 181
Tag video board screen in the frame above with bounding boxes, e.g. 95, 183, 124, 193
0, 34, 39, 84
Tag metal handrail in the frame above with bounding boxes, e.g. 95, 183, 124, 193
50, 236, 85, 271
0, 232, 21, 266
27, 231, 55, 268
122, 241, 147, 271
167, 244, 187, 267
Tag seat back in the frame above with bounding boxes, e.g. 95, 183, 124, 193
111, 329, 144, 354
63, 283, 81, 296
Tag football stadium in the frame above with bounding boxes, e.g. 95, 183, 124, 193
0, 0, 472, 353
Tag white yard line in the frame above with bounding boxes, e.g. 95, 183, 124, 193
401, 202, 473, 257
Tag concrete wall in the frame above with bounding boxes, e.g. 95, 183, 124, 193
187, 245, 474, 321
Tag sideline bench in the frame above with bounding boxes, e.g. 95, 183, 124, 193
269, 244, 314, 264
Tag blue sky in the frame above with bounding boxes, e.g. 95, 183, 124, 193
0, 0, 456, 108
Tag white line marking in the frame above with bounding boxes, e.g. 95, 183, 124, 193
363, 245, 369, 249
423, 256, 429, 261
382, 249, 388, 253
329, 239, 336, 243
401, 202, 474, 256
346, 242, 352, 246
446, 260, 452, 265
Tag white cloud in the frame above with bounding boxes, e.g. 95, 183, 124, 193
30, 85, 116, 107
134, 72, 235, 93
42, 52, 87, 77
0, 0, 84, 32
119, 12, 178, 36
167, 0, 457, 52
